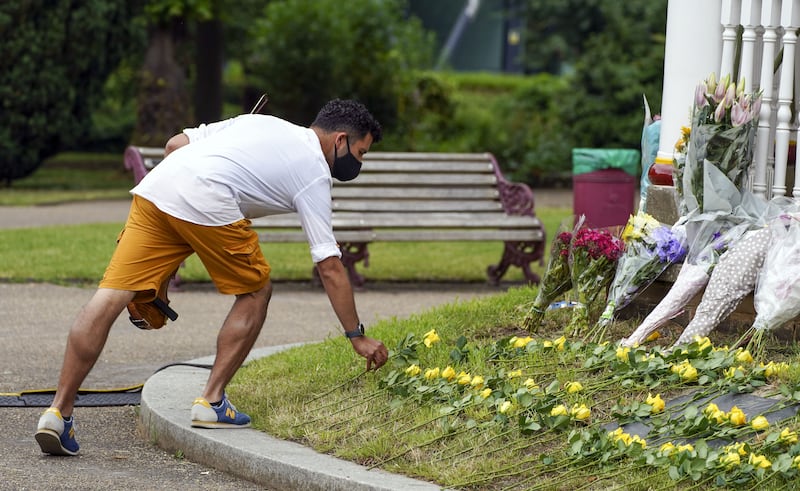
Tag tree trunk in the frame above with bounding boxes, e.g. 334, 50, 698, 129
131, 21, 191, 148
194, 18, 224, 124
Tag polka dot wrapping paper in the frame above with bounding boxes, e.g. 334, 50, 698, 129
673, 228, 771, 346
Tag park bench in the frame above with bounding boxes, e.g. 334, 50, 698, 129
124, 147, 546, 287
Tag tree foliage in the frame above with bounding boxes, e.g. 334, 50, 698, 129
244, 0, 434, 127
0, 1, 144, 184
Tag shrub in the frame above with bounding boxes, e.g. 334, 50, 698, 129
0, 1, 143, 184
244, 0, 434, 128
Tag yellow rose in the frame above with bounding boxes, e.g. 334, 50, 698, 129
780, 428, 798, 445
719, 451, 741, 469
570, 404, 591, 421
703, 402, 720, 416
615, 346, 631, 362
731, 442, 747, 456
724, 366, 744, 379
457, 372, 472, 385
479, 388, 492, 399
499, 400, 513, 414
441, 366, 456, 381
523, 378, 539, 390
630, 435, 646, 449
550, 404, 568, 417
423, 329, 440, 348
693, 335, 712, 351
507, 369, 523, 379
734, 349, 753, 364
748, 453, 771, 470
470, 375, 485, 389
405, 364, 421, 377
645, 331, 661, 342
676, 443, 694, 453
659, 442, 676, 456
728, 406, 746, 426
512, 336, 533, 348
424, 367, 440, 380
565, 381, 583, 394
793, 454, 800, 470
553, 335, 566, 351
709, 410, 727, 425
679, 363, 698, 382
645, 393, 665, 414
750, 415, 769, 431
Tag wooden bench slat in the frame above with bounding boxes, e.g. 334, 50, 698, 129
363, 152, 493, 162
338, 173, 498, 186
332, 187, 500, 199
259, 229, 543, 243
359, 161, 494, 173
251, 212, 541, 229
333, 200, 504, 212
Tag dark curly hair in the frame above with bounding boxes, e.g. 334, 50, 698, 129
311, 99, 382, 143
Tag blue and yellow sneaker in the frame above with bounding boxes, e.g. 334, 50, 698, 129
190, 394, 251, 429
35, 407, 80, 456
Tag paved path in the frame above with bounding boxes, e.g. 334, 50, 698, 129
2, 197, 556, 489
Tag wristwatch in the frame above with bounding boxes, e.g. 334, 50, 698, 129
344, 322, 365, 339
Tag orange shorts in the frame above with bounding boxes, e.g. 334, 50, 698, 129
100, 195, 271, 302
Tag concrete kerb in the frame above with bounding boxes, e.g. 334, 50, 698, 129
139, 344, 441, 491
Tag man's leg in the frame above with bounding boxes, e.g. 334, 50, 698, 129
203, 282, 272, 403
190, 282, 271, 428
36, 288, 134, 455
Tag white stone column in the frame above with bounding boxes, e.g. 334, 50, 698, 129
656, 0, 724, 166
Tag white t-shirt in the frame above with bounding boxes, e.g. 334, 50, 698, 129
131, 114, 341, 263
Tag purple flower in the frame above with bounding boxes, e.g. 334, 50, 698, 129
653, 226, 687, 263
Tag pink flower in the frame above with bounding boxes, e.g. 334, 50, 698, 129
695, 83, 708, 108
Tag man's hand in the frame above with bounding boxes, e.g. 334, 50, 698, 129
349, 336, 389, 371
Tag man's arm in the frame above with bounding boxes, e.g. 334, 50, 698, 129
315, 256, 389, 371
165, 133, 190, 156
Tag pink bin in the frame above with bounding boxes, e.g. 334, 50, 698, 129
573, 168, 635, 229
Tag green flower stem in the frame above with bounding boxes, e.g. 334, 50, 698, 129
571, 462, 651, 491
520, 458, 612, 491
294, 390, 386, 429
319, 401, 398, 435
394, 402, 475, 436
428, 426, 516, 464
744, 473, 778, 491
681, 474, 718, 491
303, 370, 366, 404
367, 426, 471, 470
620, 466, 671, 490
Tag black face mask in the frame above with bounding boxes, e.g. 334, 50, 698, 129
331, 137, 362, 181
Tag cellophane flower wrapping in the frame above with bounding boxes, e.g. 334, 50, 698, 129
566, 226, 623, 337
752, 215, 800, 334
596, 212, 687, 329
677, 73, 761, 216
523, 218, 576, 332
620, 219, 751, 347
673, 227, 772, 347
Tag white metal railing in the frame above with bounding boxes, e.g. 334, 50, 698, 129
724, 0, 800, 199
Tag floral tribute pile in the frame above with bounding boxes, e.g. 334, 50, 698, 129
289, 328, 800, 490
